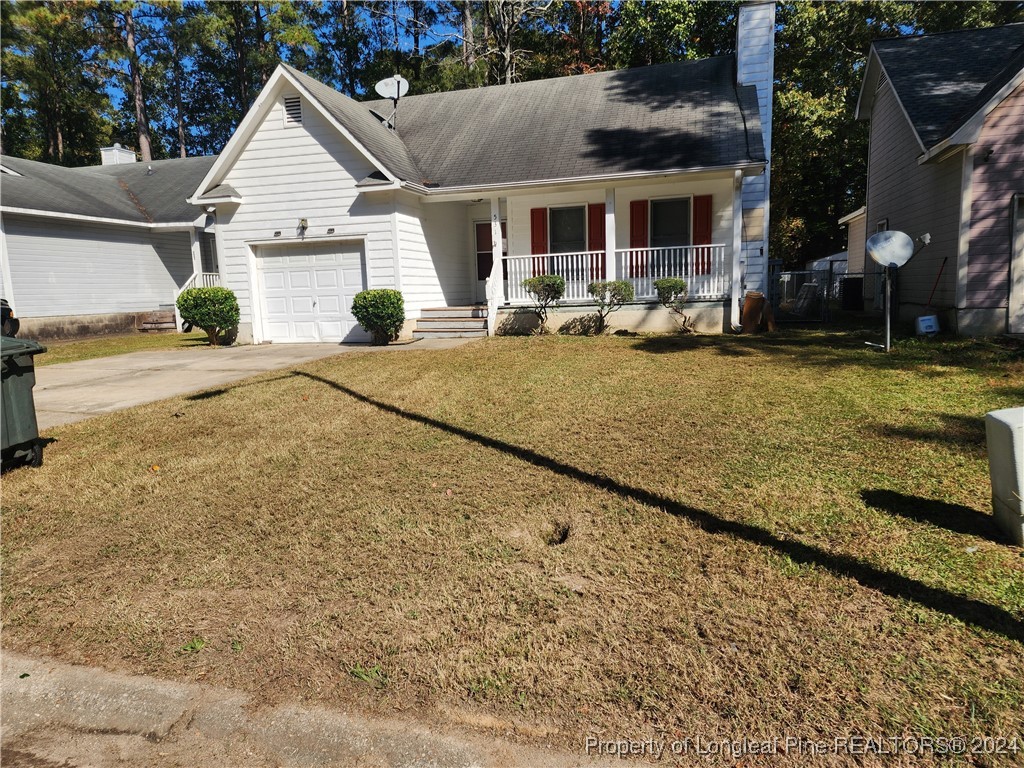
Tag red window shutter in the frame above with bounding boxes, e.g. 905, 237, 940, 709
629, 200, 648, 277
693, 195, 713, 274
588, 203, 606, 278
530, 207, 548, 275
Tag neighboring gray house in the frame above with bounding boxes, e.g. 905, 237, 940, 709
856, 23, 1024, 335
0, 151, 219, 338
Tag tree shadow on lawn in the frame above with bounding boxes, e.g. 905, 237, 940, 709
293, 369, 1024, 645
873, 414, 987, 455
861, 489, 1006, 544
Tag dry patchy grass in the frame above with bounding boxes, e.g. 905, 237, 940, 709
3, 331, 1023, 765
35, 331, 208, 366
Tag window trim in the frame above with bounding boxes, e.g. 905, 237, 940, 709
648, 194, 694, 248
547, 204, 589, 254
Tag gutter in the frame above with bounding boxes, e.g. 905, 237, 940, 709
401, 161, 766, 199
0, 206, 201, 230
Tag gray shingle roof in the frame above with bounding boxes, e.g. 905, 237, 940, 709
362, 56, 764, 188
0, 155, 216, 224
874, 23, 1024, 149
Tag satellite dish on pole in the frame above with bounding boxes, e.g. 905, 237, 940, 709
866, 230, 915, 269
373, 75, 409, 130
373, 74, 409, 100
865, 230, 916, 352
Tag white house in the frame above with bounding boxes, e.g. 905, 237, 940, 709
0, 1, 775, 343
187, 1, 775, 343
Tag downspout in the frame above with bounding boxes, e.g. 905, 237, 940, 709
0, 213, 15, 313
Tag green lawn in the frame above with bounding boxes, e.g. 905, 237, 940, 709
3, 331, 1023, 764
33, 331, 208, 366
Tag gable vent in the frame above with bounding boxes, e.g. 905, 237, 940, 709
876, 70, 889, 92
283, 95, 302, 126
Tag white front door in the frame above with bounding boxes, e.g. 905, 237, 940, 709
257, 241, 369, 343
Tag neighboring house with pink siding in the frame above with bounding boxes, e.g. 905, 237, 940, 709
856, 23, 1024, 335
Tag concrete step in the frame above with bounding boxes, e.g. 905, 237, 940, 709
420, 306, 486, 319
416, 318, 487, 329
412, 328, 487, 339
138, 310, 176, 332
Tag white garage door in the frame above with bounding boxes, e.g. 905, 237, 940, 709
258, 241, 369, 343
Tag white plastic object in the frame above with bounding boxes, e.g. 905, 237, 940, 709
986, 407, 1024, 546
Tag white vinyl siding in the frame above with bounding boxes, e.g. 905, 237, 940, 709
1, 214, 192, 318
215, 88, 398, 334
396, 192, 471, 314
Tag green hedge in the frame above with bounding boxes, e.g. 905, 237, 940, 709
176, 286, 239, 346
352, 289, 405, 344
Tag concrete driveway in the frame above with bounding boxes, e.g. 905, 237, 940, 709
34, 339, 470, 430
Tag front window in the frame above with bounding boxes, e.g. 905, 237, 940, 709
650, 198, 691, 247
549, 206, 586, 253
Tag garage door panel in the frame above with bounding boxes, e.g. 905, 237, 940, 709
315, 270, 339, 289
290, 296, 315, 314
258, 241, 370, 343
317, 295, 342, 314
265, 297, 289, 314
263, 272, 286, 290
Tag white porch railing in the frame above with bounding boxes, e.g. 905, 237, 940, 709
616, 245, 729, 300
174, 271, 222, 330
501, 245, 729, 305
504, 251, 607, 304
182, 271, 222, 290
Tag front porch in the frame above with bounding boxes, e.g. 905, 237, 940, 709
502, 244, 730, 304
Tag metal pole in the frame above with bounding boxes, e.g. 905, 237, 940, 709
884, 265, 892, 352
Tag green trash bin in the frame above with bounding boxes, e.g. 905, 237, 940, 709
1, 336, 47, 470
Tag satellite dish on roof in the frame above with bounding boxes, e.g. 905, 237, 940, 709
866, 230, 915, 269
374, 74, 409, 100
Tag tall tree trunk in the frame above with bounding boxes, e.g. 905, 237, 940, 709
411, 1, 421, 78
462, 1, 475, 68
253, 1, 271, 85
392, 0, 400, 71
173, 53, 187, 157
125, 8, 153, 162
231, 5, 249, 111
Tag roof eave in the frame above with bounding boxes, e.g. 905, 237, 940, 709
403, 162, 766, 200
0, 205, 198, 229
838, 206, 866, 225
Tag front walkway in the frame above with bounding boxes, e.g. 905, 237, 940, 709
34, 339, 472, 430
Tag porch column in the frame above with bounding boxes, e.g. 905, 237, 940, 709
731, 170, 743, 329
605, 188, 616, 280
486, 196, 504, 336
189, 229, 202, 276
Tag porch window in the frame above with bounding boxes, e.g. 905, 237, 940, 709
650, 198, 691, 247
549, 206, 587, 253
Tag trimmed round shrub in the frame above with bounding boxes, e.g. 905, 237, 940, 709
521, 274, 566, 333
352, 289, 405, 345
176, 286, 240, 346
